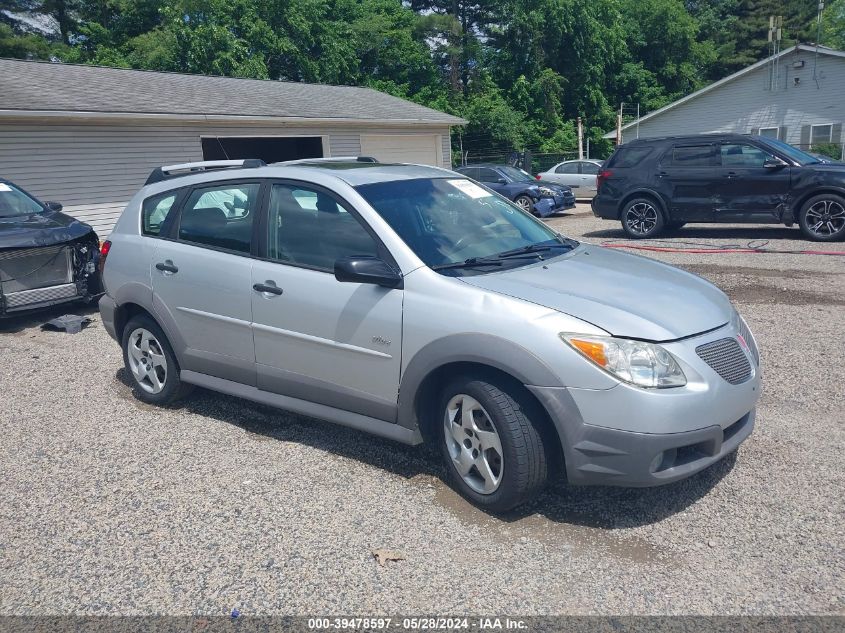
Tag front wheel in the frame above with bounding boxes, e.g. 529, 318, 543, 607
514, 195, 534, 214
798, 194, 845, 241
439, 376, 550, 513
621, 198, 665, 238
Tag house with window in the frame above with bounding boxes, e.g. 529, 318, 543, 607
605, 44, 845, 159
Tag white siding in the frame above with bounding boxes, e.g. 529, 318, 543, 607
632, 52, 845, 151
0, 120, 453, 236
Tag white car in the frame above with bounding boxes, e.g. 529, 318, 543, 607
537, 159, 603, 199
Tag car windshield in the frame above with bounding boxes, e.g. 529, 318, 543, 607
355, 177, 573, 275
498, 166, 535, 183
0, 182, 44, 218
761, 138, 821, 165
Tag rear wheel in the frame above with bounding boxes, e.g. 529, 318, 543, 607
122, 315, 192, 405
621, 197, 665, 238
514, 195, 534, 214
439, 376, 549, 513
798, 194, 845, 241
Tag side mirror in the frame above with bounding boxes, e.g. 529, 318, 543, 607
763, 157, 788, 169
44, 201, 63, 212
334, 256, 403, 289
496, 178, 508, 184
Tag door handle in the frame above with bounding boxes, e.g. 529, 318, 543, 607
724, 171, 738, 179
155, 261, 178, 274
253, 282, 283, 296
658, 171, 668, 177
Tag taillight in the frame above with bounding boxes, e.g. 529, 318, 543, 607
535, 174, 541, 180
597, 169, 612, 192
99, 240, 111, 273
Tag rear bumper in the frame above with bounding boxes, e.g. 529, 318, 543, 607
591, 195, 618, 219
99, 294, 119, 341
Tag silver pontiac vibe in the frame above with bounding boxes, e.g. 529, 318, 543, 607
99, 158, 760, 512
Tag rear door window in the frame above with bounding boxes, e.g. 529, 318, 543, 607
608, 146, 654, 168
555, 163, 579, 174
580, 162, 600, 175
668, 145, 715, 167
178, 183, 260, 254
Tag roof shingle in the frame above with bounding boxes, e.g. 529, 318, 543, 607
0, 58, 465, 125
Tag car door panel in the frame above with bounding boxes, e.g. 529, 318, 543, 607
659, 144, 717, 221
250, 182, 403, 422
714, 143, 791, 221
151, 181, 262, 386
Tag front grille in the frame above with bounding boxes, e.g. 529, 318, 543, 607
696, 337, 753, 385
737, 318, 760, 365
0, 246, 73, 294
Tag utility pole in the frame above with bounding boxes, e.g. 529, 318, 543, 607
577, 117, 584, 159
616, 103, 623, 146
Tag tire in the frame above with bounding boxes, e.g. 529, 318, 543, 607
514, 195, 534, 214
798, 193, 845, 242
621, 197, 665, 239
121, 314, 193, 405
438, 376, 550, 513
666, 221, 686, 231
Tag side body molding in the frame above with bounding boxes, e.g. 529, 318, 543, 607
396, 333, 564, 431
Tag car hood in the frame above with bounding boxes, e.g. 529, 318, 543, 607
460, 245, 732, 341
0, 211, 96, 249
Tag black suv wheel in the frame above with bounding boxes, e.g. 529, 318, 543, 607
798, 194, 845, 242
621, 198, 665, 238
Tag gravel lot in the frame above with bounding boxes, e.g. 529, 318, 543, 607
1, 204, 843, 616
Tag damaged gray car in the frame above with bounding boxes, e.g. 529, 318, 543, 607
0, 179, 100, 317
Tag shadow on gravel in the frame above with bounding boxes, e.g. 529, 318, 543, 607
0, 302, 99, 334
115, 367, 736, 530
583, 225, 802, 242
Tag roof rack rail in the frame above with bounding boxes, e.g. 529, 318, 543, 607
145, 159, 266, 185
275, 156, 379, 165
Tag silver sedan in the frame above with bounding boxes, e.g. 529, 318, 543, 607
537, 159, 603, 199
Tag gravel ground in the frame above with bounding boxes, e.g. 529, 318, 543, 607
1, 204, 843, 616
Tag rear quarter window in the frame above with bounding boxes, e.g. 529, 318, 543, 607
142, 191, 180, 236
607, 146, 654, 168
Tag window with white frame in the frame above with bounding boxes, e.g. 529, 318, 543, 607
811, 124, 833, 145
758, 127, 779, 139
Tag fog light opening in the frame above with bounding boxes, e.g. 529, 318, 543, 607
650, 448, 678, 473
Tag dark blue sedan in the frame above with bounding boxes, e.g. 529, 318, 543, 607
454, 164, 576, 217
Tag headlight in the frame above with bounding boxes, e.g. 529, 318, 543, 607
538, 186, 556, 197
560, 333, 687, 388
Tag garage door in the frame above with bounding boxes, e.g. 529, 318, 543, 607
360, 134, 441, 166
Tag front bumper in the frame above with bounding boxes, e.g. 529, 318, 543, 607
533, 194, 576, 217
528, 322, 761, 486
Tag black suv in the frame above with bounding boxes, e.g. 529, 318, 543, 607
592, 134, 845, 241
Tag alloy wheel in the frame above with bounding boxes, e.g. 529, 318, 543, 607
805, 199, 845, 237
127, 327, 168, 394
443, 394, 504, 494
625, 202, 659, 235
515, 196, 532, 212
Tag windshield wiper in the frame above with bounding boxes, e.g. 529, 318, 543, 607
431, 258, 505, 271
494, 240, 577, 259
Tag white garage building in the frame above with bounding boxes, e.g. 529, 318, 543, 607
0, 59, 465, 236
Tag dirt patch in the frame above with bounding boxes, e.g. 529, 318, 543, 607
681, 264, 834, 279
419, 476, 660, 564
722, 285, 845, 306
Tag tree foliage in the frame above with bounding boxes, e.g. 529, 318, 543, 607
2, 0, 842, 159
